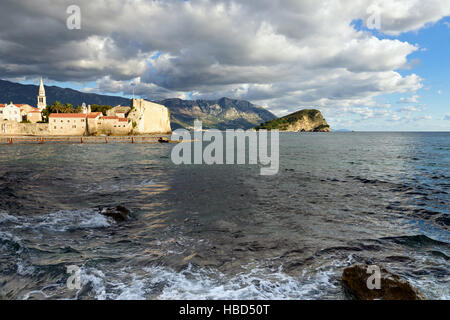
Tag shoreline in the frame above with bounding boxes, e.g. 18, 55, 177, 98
0, 135, 173, 145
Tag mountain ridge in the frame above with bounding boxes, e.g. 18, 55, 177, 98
0, 79, 130, 107
0, 79, 276, 130
157, 97, 276, 130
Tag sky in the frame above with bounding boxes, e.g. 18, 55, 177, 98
0, 0, 449, 131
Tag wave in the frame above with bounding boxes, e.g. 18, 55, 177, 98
71, 264, 340, 300
0, 211, 19, 223
381, 234, 450, 246
0, 209, 113, 232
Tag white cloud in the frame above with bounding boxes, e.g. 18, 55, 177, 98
399, 95, 420, 103
400, 105, 419, 112
0, 0, 449, 116
415, 115, 432, 120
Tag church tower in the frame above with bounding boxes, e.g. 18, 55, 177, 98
37, 77, 46, 111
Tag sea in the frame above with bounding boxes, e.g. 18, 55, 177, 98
0, 132, 448, 300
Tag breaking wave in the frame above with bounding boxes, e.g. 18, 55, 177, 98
0, 209, 113, 232
71, 264, 341, 300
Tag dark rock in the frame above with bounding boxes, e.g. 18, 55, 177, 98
342, 264, 425, 300
99, 205, 131, 222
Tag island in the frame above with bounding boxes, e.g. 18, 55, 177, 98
254, 109, 331, 132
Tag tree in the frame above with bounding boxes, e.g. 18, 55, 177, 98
91, 104, 112, 115
61, 103, 74, 113
41, 101, 77, 122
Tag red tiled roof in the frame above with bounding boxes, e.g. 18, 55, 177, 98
0, 104, 19, 108
49, 113, 87, 118
118, 118, 128, 122
29, 110, 41, 113
102, 116, 119, 120
87, 112, 102, 119
0, 104, 33, 108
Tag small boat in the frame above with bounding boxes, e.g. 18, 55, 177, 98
158, 137, 170, 143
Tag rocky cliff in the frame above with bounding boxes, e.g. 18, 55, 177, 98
255, 109, 331, 132
159, 97, 276, 130
128, 99, 172, 134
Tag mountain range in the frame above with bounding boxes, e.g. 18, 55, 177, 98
0, 79, 276, 129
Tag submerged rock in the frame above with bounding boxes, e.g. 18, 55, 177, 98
342, 264, 425, 300
98, 205, 131, 222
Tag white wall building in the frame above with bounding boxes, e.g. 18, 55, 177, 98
0, 103, 22, 122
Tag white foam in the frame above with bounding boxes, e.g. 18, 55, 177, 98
76, 263, 340, 300
78, 267, 107, 300
406, 274, 450, 300
0, 231, 22, 245
16, 258, 36, 276
16, 209, 113, 232
0, 211, 19, 223
151, 265, 338, 300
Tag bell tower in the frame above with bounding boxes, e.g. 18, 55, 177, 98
37, 77, 46, 111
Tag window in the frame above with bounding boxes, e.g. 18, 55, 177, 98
54, 126, 56, 129
54, 119, 56, 122
81, 119, 85, 122
72, 125, 76, 129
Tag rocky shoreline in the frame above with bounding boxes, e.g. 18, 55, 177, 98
342, 264, 425, 300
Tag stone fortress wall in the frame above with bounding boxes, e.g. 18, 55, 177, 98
1, 120, 49, 135
128, 99, 172, 134
0, 99, 172, 136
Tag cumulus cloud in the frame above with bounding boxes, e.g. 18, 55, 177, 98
399, 95, 420, 103
0, 0, 449, 116
400, 105, 419, 112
